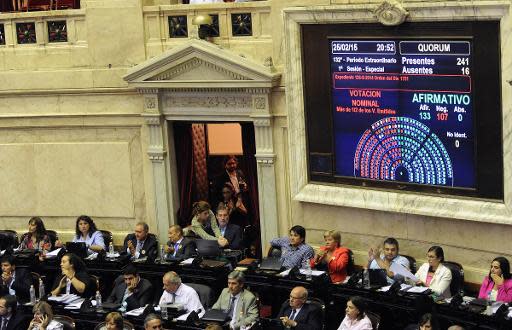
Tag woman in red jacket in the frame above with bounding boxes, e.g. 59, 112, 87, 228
478, 256, 512, 302
311, 230, 350, 284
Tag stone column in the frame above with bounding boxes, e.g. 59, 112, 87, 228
251, 93, 278, 252
141, 91, 171, 245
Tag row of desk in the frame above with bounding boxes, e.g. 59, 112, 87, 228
15, 254, 512, 330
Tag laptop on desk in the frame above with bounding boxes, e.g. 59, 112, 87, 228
259, 257, 284, 272
65, 242, 88, 259
201, 309, 230, 323
369, 269, 388, 288
195, 239, 221, 258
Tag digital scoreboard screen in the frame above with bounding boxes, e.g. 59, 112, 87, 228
330, 39, 475, 189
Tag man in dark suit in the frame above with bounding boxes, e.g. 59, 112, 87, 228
123, 222, 158, 260
166, 225, 196, 259
216, 205, 243, 250
0, 295, 29, 330
106, 264, 153, 312
0, 255, 32, 303
277, 286, 321, 330
213, 156, 248, 205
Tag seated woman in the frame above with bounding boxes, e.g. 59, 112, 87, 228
404, 313, 440, 330
50, 253, 96, 298
28, 301, 63, 330
217, 182, 248, 228
415, 246, 452, 299
310, 230, 350, 284
19, 217, 52, 253
478, 256, 512, 302
189, 201, 227, 247
337, 296, 372, 330
101, 312, 124, 330
72, 215, 105, 254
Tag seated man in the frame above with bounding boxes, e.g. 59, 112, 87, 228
0, 295, 29, 330
217, 205, 243, 250
159, 271, 205, 320
144, 313, 162, 330
165, 225, 196, 260
106, 264, 153, 312
0, 255, 31, 303
270, 225, 314, 269
123, 222, 158, 260
277, 286, 321, 330
212, 270, 258, 329
367, 237, 410, 284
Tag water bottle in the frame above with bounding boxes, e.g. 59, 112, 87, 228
160, 303, 168, 320
29, 285, 36, 304
303, 260, 312, 280
109, 242, 115, 255
160, 244, 166, 264
96, 290, 103, 310
363, 269, 370, 289
38, 279, 45, 300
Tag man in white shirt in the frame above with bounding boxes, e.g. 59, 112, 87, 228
159, 271, 205, 320
368, 237, 410, 284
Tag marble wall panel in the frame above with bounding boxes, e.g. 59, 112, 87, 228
0, 142, 134, 217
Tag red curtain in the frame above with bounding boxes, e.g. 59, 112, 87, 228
174, 123, 195, 227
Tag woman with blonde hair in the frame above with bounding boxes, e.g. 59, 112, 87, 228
101, 312, 124, 330
27, 301, 63, 330
311, 230, 350, 283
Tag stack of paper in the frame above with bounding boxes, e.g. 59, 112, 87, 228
124, 306, 146, 316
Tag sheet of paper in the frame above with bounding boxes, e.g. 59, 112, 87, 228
390, 262, 419, 281
180, 258, 195, 265
406, 286, 430, 293
45, 248, 62, 258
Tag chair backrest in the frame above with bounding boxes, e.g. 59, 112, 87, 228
185, 282, 213, 308
0, 230, 19, 250
99, 230, 113, 247
306, 298, 326, 330
46, 230, 58, 248
346, 249, 355, 275
366, 311, 381, 330
443, 261, 464, 296
53, 315, 76, 330
401, 254, 417, 274
267, 246, 282, 258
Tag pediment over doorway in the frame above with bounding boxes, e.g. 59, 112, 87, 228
124, 39, 280, 89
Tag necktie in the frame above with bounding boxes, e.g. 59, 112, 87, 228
227, 296, 236, 318
171, 293, 176, 304
174, 243, 179, 256
290, 309, 296, 320
1, 317, 6, 330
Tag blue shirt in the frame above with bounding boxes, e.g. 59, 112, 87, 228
369, 254, 410, 284
73, 231, 105, 254
270, 237, 314, 269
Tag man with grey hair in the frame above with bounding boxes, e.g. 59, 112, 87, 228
159, 271, 205, 319
123, 221, 158, 260
144, 313, 162, 330
212, 270, 258, 329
